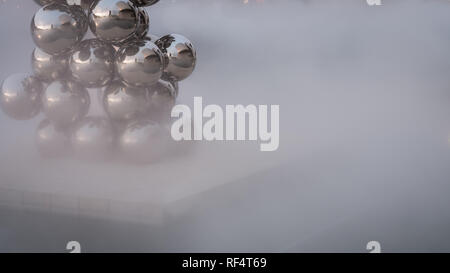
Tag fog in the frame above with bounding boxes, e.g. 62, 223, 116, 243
0, 0, 450, 252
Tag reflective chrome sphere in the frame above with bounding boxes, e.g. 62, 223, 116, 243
31, 3, 88, 55
36, 119, 71, 157
103, 81, 148, 122
123, 33, 158, 45
69, 39, 115, 88
156, 34, 197, 81
35, 0, 95, 10
119, 119, 169, 163
120, 8, 149, 44
89, 0, 139, 43
32, 48, 69, 82
147, 79, 178, 121
116, 38, 164, 87
117, 8, 149, 45
130, 0, 159, 7
0, 73, 43, 120
34, 0, 59, 6
135, 8, 150, 39
71, 116, 115, 159
41, 80, 90, 125
65, 0, 96, 10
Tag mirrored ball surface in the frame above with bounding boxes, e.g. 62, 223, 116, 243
31, 3, 88, 55
103, 81, 148, 122
130, 0, 159, 7
65, 0, 96, 10
35, 0, 95, 10
147, 79, 178, 122
156, 34, 197, 81
0, 73, 43, 120
89, 0, 139, 43
32, 47, 69, 82
36, 119, 71, 157
71, 116, 115, 159
41, 80, 90, 126
34, 0, 59, 6
134, 8, 150, 40
119, 119, 169, 163
116, 38, 164, 87
117, 8, 150, 46
69, 39, 116, 88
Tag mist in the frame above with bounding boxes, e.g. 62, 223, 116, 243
0, 0, 450, 252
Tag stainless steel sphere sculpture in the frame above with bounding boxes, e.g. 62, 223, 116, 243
41, 79, 90, 126
32, 48, 69, 82
0, 73, 43, 120
103, 81, 149, 122
36, 119, 71, 157
1, 0, 197, 162
116, 37, 164, 87
31, 3, 88, 55
69, 39, 116, 87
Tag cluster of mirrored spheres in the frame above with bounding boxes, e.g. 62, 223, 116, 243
0, 0, 196, 163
